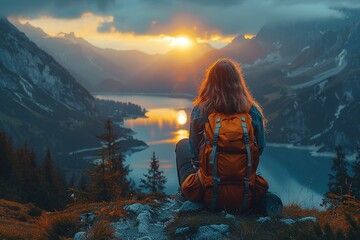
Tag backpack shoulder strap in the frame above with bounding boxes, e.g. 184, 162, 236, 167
241, 116, 252, 211
209, 117, 221, 211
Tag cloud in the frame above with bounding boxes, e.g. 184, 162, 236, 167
0, 0, 115, 18
96, 0, 356, 36
177, 0, 245, 7
2, 0, 360, 36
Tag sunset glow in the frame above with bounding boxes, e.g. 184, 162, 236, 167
17, 13, 234, 54
170, 36, 192, 48
244, 34, 256, 40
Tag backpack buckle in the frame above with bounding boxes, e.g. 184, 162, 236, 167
213, 177, 221, 183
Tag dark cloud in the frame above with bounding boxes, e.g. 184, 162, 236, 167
179, 0, 244, 6
0, 0, 115, 18
2, 0, 360, 36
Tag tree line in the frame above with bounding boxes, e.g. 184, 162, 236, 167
0, 119, 167, 210
0, 131, 66, 210
326, 146, 360, 201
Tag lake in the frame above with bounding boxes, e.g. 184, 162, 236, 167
95, 93, 333, 208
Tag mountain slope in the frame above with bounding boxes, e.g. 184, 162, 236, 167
242, 11, 360, 151
0, 19, 141, 157
13, 21, 214, 93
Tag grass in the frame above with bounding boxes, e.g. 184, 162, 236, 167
2, 196, 360, 239
0, 199, 43, 239
0, 196, 160, 240
165, 203, 360, 240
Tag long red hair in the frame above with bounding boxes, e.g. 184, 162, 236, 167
194, 58, 264, 118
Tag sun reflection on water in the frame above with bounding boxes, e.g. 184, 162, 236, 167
177, 110, 187, 125
126, 108, 189, 130
124, 108, 190, 145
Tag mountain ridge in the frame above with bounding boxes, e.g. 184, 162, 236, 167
0, 18, 146, 159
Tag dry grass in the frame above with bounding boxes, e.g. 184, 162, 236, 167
0, 199, 43, 239
2, 197, 360, 240
165, 204, 360, 240
85, 219, 115, 240
0, 197, 159, 240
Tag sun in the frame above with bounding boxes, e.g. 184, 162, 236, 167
170, 36, 192, 48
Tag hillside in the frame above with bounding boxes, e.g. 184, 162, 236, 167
1, 197, 360, 240
0, 19, 146, 159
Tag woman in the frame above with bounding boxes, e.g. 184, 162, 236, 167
175, 58, 282, 215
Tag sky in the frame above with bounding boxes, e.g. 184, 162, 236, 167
2, 0, 360, 54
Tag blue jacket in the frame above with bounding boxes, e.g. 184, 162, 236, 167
188, 105, 266, 160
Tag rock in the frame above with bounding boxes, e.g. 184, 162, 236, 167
73, 231, 86, 240
111, 220, 131, 238
225, 214, 236, 220
193, 224, 230, 240
280, 218, 296, 225
256, 216, 271, 223
298, 216, 317, 222
175, 227, 190, 235
136, 236, 152, 240
179, 201, 203, 213
125, 203, 152, 215
80, 213, 97, 228
164, 216, 176, 228
137, 210, 151, 235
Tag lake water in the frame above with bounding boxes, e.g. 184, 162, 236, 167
95, 94, 333, 208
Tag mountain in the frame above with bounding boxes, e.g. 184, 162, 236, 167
11, 9, 360, 152
12, 20, 152, 91
13, 20, 214, 93
240, 10, 360, 152
0, 18, 144, 159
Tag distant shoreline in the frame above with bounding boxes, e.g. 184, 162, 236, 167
92, 91, 196, 100
267, 142, 357, 161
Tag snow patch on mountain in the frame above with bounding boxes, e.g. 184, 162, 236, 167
301, 45, 310, 52
253, 51, 282, 65
335, 104, 346, 119
291, 58, 347, 90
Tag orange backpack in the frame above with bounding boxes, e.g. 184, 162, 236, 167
198, 112, 267, 211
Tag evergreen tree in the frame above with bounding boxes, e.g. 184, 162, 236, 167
13, 143, 39, 203
0, 131, 67, 210
86, 119, 131, 201
328, 146, 351, 196
38, 148, 66, 210
0, 131, 14, 199
140, 152, 167, 194
351, 147, 360, 199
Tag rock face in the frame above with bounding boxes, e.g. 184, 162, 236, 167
0, 18, 103, 155
240, 9, 360, 152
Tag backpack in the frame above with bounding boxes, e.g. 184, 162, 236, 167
198, 111, 265, 211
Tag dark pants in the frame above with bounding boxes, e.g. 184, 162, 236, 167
175, 138, 197, 187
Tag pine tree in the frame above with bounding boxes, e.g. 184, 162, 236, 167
13, 143, 39, 203
0, 131, 14, 199
351, 147, 360, 199
328, 146, 351, 196
38, 148, 66, 210
86, 119, 131, 202
140, 152, 167, 194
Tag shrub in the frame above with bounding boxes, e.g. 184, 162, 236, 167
86, 219, 114, 240
8, 205, 20, 211
28, 206, 43, 217
39, 212, 79, 240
